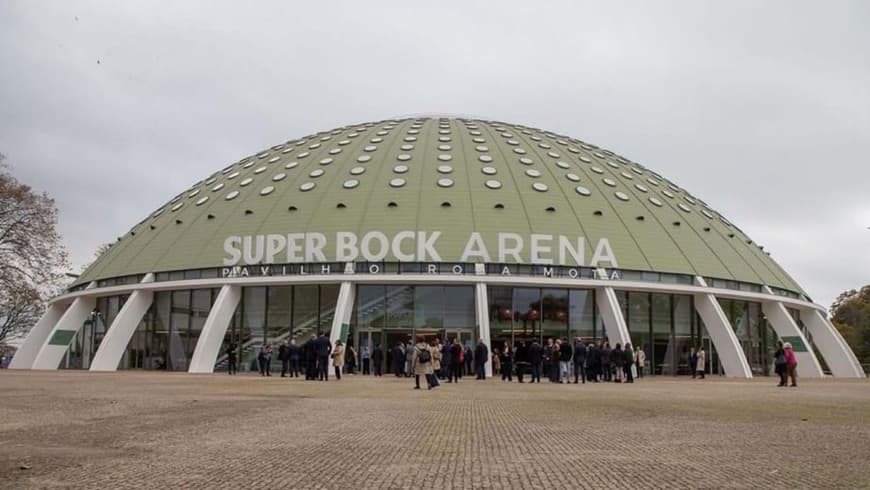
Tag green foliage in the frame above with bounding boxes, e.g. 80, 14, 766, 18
831, 286, 870, 371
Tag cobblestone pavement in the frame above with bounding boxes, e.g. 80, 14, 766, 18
0, 371, 868, 489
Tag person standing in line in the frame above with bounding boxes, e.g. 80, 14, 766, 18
287, 338, 301, 378
464, 342, 474, 377
278, 339, 290, 377
413, 335, 436, 390
258, 343, 273, 377
372, 344, 384, 376
441, 338, 452, 381
305, 334, 318, 380
345, 344, 357, 375
432, 338, 443, 380
573, 338, 587, 384
696, 346, 706, 379
474, 339, 489, 380
543, 338, 554, 382
500, 342, 514, 382
315, 332, 332, 381
784, 342, 798, 387
528, 339, 543, 383
405, 341, 415, 378
515, 341, 528, 383
601, 342, 612, 382
773, 340, 787, 387
428, 339, 441, 388
361, 344, 371, 375
613, 344, 625, 383
635, 346, 645, 379
623, 343, 634, 383
331, 340, 345, 380
559, 338, 574, 384
392, 342, 405, 377
226, 342, 237, 375
492, 348, 501, 376
449, 338, 462, 383
587, 342, 599, 382
690, 347, 698, 379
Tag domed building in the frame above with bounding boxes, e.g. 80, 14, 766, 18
11, 117, 863, 378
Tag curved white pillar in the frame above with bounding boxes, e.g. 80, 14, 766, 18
475, 283, 492, 378
761, 299, 824, 378
89, 289, 154, 371
693, 277, 752, 378
31, 296, 97, 370
188, 285, 242, 373
595, 286, 631, 348
9, 300, 72, 369
800, 307, 864, 378
329, 281, 355, 346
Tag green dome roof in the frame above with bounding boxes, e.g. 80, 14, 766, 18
76, 117, 803, 294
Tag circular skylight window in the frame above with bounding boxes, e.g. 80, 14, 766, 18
438, 165, 453, 174
663, 190, 675, 198
390, 178, 406, 188
539, 143, 552, 149
438, 154, 452, 161
485, 180, 502, 190
212, 183, 225, 192
319, 158, 334, 165
476, 145, 489, 152
188, 189, 201, 198
397, 154, 412, 161
575, 186, 591, 196
556, 161, 571, 169
649, 197, 663, 207
300, 182, 316, 192
364, 145, 377, 152
482, 166, 497, 175
196, 196, 209, 206
478, 155, 493, 163
357, 155, 372, 163
225, 190, 240, 200
607, 161, 620, 169
472, 137, 485, 143
240, 178, 253, 187
532, 182, 549, 192
298, 152, 311, 158
257, 152, 269, 159
547, 151, 560, 158
437, 178, 454, 188
621, 172, 634, 180
329, 148, 342, 155
282, 148, 293, 154
254, 166, 267, 174
309, 169, 325, 178
400, 144, 414, 151
702, 209, 715, 219
603, 178, 617, 187
227, 172, 240, 180
370, 137, 383, 143
393, 165, 409, 174
591, 166, 604, 174
343, 179, 359, 189
678, 203, 691, 213
439, 136, 451, 142
407, 129, 419, 135
438, 144, 451, 151
519, 157, 533, 165
507, 140, 519, 146
350, 166, 365, 175
634, 184, 648, 193
647, 178, 659, 186
284, 162, 298, 170
171, 202, 184, 212
580, 156, 592, 163
272, 173, 286, 182
615, 191, 629, 201
525, 169, 541, 178
566, 173, 580, 182
338, 140, 351, 146
268, 156, 281, 164
205, 177, 217, 185
260, 186, 275, 196
404, 136, 417, 142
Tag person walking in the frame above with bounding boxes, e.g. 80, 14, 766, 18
528, 339, 543, 383
361, 345, 371, 375
690, 347, 698, 379
696, 346, 706, 379
372, 344, 383, 376
773, 340, 787, 387
500, 342, 514, 382
332, 340, 345, 380
258, 343, 273, 377
474, 339, 489, 380
315, 332, 332, 381
413, 336, 435, 390
559, 338, 573, 384
405, 341, 415, 378
635, 346, 645, 379
287, 339, 301, 377
573, 338, 587, 384
432, 338, 443, 380
612, 344, 624, 383
345, 345, 357, 375
226, 342, 237, 375
449, 338, 462, 383
784, 342, 798, 387
278, 339, 290, 377
623, 343, 634, 383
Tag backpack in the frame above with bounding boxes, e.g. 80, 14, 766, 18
417, 347, 431, 364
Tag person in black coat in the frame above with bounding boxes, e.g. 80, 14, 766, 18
464, 344, 473, 377
392, 343, 405, 377
448, 338, 462, 382
514, 341, 529, 383
287, 339, 301, 377
601, 342, 612, 382
474, 340, 489, 379
371, 344, 384, 376
587, 342, 600, 382
558, 339, 573, 384
573, 338, 587, 384
314, 332, 332, 381
278, 340, 290, 377
303, 334, 317, 380
527, 340, 543, 383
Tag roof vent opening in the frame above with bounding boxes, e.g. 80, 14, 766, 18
207, 214, 215, 220
441, 202, 452, 208
288, 206, 298, 212
546, 206, 556, 213
635, 216, 644, 221
746, 239, 753, 244
672, 221, 681, 226
593, 210, 603, 216
337, 202, 347, 209
494, 203, 504, 209
245, 210, 253, 215
728, 233, 735, 238
387, 201, 398, 208
175, 219, 182, 225
130, 231, 136, 236
150, 225, 156, 230
703, 227, 711, 232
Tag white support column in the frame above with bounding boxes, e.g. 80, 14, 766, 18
31, 296, 97, 370
90, 275, 156, 371
188, 285, 242, 373
474, 282, 492, 378
693, 277, 752, 378
8, 300, 72, 369
594, 286, 631, 348
800, 307, 864, 378
761, 297, 824, 378
329, 281, 355, 346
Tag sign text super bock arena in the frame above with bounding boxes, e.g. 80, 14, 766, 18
222, 231, 618, 267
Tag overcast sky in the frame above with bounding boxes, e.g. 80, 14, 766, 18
1, 1, 867, 310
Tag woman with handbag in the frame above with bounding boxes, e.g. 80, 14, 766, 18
773, 340, 787, 387
331, 340, 345, 380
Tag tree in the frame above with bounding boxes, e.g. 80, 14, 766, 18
0, 153, 70, 344
831, 285, 870, 372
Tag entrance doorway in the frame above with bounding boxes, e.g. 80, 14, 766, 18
357, 328, 477, 375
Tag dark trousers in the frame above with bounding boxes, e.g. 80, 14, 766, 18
334, 365, 342, 380
289, 359, 300, 377
394, 363, 404, 376
624, 364, 633, 383
475, 362, 486, 379
281, 359, 289, 376
374, 362, 382, 376
501, 361, 513, 381
550, 362, 560, 382
516, 363, 525, 383
317, 356, 330, 381
531, 362, 541, 382
259, 357, 271, 376
227, 358, 237, 375
306, 360, 317, 380
450, 362, 460, 382
465, 359, 472, 376
574, 363, 586, 383
603, 363, 611, 381
363, 359, 370, 375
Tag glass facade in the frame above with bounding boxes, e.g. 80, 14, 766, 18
718, 298, 777, 376
488, 287, 594, 351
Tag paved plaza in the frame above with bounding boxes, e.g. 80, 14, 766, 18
0, 371, 868, 489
